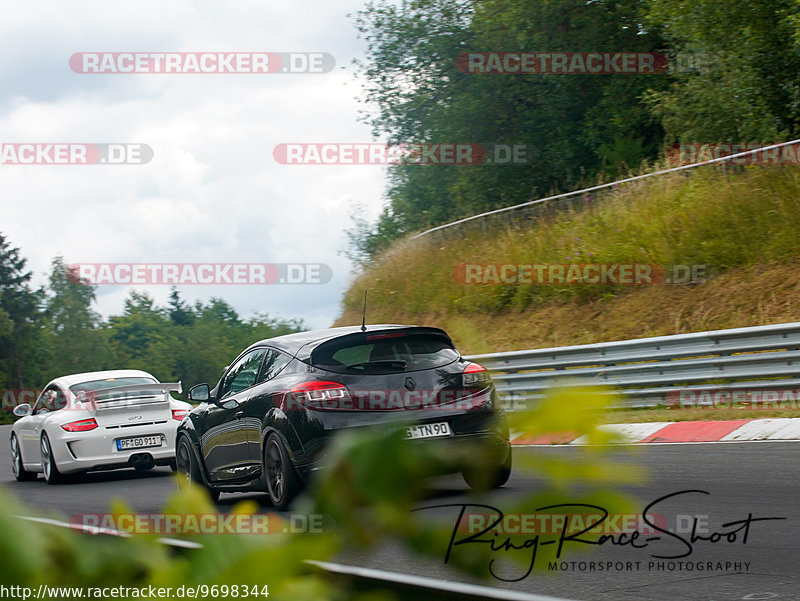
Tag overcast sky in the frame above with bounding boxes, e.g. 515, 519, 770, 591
0, 1, 388, 329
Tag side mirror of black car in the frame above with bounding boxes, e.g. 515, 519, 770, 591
188, 383, 211, 403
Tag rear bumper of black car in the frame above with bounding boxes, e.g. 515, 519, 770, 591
289, 406, 510, 483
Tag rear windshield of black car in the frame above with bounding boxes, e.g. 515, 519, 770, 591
310, 333, 459, 374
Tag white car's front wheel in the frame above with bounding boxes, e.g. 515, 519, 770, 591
10, 434, 36, 482
40, 433, 65, 485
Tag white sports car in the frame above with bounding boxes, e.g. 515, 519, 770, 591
10, 369, 191, 484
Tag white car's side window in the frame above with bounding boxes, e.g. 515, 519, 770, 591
33, 387, 57, 414
50, 388, 68, 411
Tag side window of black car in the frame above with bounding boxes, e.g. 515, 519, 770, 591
219, 348, 267, 399
257, 350, 292, 384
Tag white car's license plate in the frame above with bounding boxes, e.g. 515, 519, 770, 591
404, 422, 452, 440
116, 435, 164, 451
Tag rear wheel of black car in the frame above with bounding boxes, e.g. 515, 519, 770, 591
462, 446, 512, 490
263, 433, 300, 510
176, 436, 220, 503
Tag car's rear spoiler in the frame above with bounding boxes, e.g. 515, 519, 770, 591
75, 382, 182, 409
301, 326, 453, 363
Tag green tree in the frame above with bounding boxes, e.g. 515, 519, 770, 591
644, 0, 800, 142
168, 287, 195, 327
108, 291, 172, 372
108, 292, 306, 392
41, 257, 110, 378
0, 233, 43, 389
178, 299, 305, 389
351, 0, 668, 257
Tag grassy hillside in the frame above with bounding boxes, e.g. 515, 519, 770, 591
336, 166, 800, 354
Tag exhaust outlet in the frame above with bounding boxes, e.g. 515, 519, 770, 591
129, 453, 155, 467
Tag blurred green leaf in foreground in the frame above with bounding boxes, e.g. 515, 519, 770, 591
0, 386, 642, 599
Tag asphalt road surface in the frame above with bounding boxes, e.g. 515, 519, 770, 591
1, 424, 797, 600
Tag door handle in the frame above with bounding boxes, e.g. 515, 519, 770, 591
235, 410, 245, 420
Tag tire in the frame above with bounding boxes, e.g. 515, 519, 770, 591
263, 433, 300, 510
175, 436, 220, 503
462, 446, 512, 490
10, 434, 36, 481
40, 433, 65, 485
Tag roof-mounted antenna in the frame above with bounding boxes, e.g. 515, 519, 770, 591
360, 290, 368, 332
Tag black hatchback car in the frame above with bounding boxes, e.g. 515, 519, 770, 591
176, 324, 511, 508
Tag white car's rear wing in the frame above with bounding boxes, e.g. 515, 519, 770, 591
75, 382, 182, 410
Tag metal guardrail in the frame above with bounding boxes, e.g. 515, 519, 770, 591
306, 561, 577, 601
465, 322, 800, 409
18, 515, 579, 601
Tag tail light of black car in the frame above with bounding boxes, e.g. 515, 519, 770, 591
288, 380, 353, 411
280, 361, 491, 412
461, 362, 490, 388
